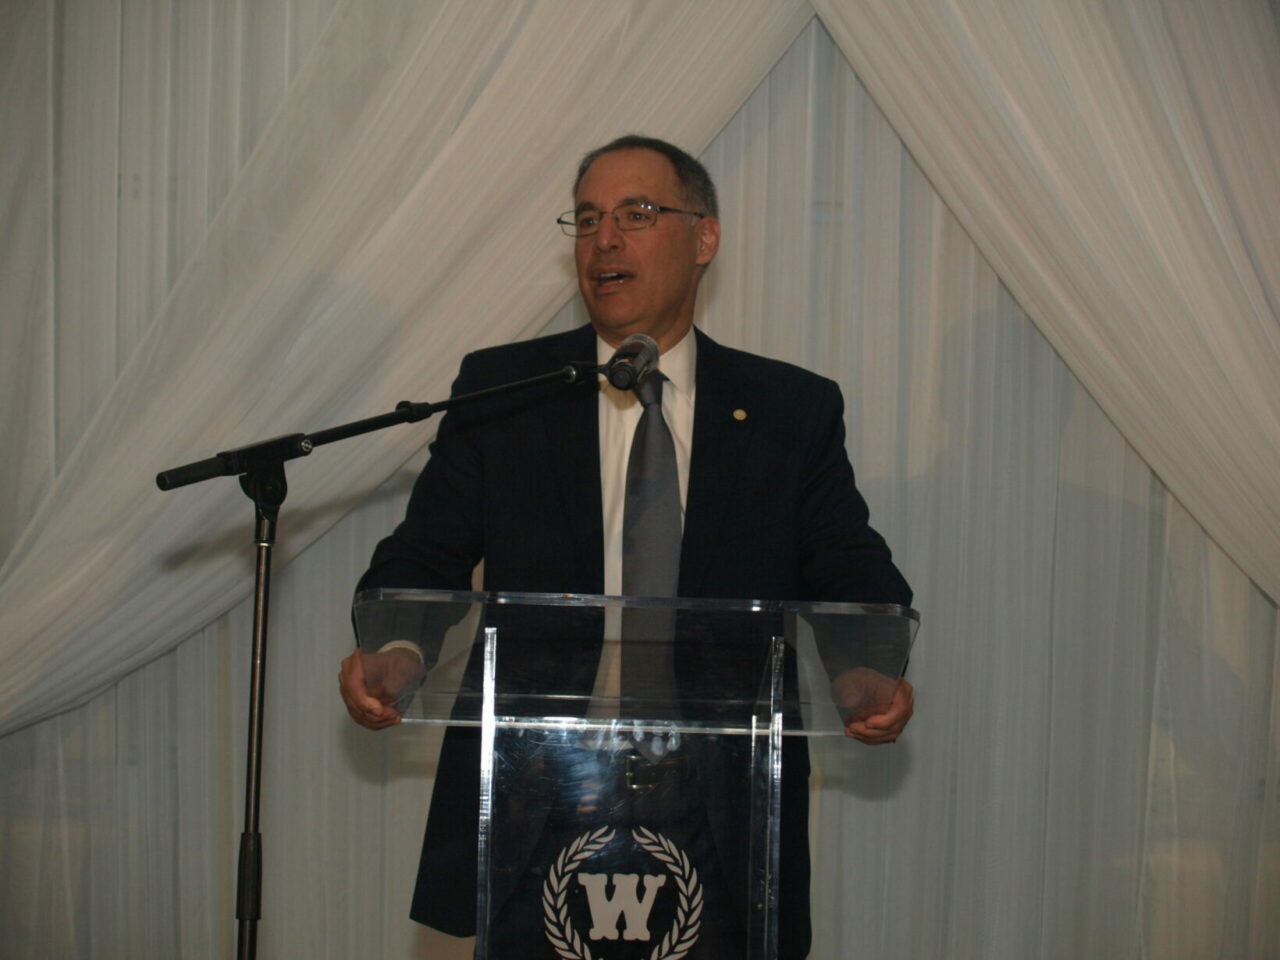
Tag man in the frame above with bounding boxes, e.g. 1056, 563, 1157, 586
340, 136, 914, 956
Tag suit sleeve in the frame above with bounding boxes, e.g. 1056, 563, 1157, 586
356, 353, 488, 593
795, 378, 913, 607
791, 379, 914, 687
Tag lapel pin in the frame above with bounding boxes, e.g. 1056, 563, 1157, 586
733, 408, 747, 421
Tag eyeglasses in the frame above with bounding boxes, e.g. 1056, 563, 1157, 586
556, 201, 705, 238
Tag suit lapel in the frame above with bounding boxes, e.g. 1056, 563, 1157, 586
534, 325, 754, 596
542, 325, 604, 591
680, 329, 756, 596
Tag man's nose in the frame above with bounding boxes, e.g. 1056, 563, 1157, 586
593, 214, 624, 250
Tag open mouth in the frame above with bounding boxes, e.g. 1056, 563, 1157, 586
592, 269, 633, 290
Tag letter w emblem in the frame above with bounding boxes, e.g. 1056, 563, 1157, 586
577, 873, 667, 941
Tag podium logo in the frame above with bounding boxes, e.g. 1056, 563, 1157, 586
542, 826, 703, 959
577, 873, 666, 940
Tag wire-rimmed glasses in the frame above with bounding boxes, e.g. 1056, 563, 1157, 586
556, 201, 705, 238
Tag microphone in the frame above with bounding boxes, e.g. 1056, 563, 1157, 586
605, 334, 660, 391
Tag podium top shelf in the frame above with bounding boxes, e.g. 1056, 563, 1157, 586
352, 589, 918, 736
355, 587, 917, 621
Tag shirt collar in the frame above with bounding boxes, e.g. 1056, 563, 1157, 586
595, 326, 696, 397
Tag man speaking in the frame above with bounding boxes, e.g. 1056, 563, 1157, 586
339, 136, 914, 956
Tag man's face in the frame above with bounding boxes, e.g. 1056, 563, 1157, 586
573, 148, 719, 351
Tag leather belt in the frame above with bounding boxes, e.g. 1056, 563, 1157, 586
623, 750, 694, 791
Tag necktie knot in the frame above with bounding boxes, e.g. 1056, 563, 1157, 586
634, 372, 664, 409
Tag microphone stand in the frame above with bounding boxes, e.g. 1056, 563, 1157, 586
155, 359, 597, 960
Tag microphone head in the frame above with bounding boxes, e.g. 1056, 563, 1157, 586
606, 334, 660, 391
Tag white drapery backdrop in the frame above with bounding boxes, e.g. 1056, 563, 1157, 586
1, 3, 1277, 958
814, 0, 1280, 605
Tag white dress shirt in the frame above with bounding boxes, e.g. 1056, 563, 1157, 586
386, 329, 699, 701
597, 329, 696, 593
591, 328, 696, 709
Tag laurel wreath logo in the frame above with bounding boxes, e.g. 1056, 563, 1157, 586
541, 826, 704, 960
632, 827, 703, 960
542, 827, 614, 960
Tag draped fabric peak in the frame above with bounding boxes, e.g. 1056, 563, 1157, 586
0, 0, 813, 736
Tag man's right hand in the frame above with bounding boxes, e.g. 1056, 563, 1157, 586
339, 648, 425, 729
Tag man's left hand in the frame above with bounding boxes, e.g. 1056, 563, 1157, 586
832, 668, 914, 744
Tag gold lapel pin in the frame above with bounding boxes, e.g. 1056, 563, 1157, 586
733, 408, 747, 421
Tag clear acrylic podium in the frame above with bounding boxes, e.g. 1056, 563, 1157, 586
354, 590, 917, 959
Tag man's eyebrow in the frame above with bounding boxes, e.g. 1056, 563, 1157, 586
573, 195, 653, 215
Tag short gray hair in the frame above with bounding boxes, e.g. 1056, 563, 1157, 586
573, 135, 719, 219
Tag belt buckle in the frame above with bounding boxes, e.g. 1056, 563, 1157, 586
623, 751, 689, 791
625, 752, 656, 792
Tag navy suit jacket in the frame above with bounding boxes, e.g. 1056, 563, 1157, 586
358, 324, 912, 950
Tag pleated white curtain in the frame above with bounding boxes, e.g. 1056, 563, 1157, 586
0, 0, 814, 733
815, 0, 1280, 604
2, 4, 1278, 960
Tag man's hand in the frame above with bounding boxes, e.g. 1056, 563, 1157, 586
831, 668, 914, 745
339, 648, 425, 730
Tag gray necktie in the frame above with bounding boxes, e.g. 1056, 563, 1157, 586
621, 372, 680, 713
622, 372, 682, 596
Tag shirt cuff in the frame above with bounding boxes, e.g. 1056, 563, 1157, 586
377, 640, 424, 662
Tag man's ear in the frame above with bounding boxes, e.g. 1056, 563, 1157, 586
695, 216, 721, 267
